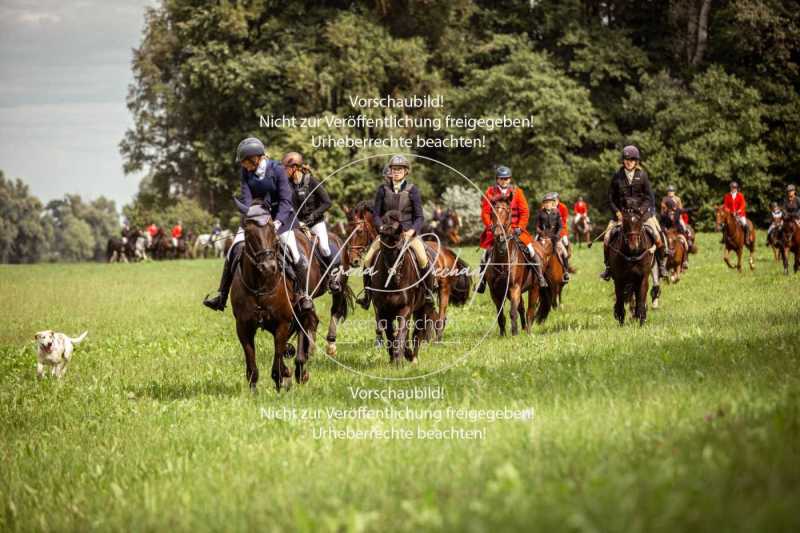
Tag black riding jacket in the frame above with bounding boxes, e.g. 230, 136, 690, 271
608, 167, 656, 218
535, 208, 562, 240
784, 197, 800, 218
372, 179, 424, 233
289, 173, 331, 226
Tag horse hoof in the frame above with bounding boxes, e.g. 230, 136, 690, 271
282, 376, 293, 390
652, 299, 659, 309
301, 371, 309, 384
326, 343, 337, 357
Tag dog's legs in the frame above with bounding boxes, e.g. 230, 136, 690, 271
37, 362, 45, 378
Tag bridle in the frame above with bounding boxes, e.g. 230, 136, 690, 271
239, 216, 280, 297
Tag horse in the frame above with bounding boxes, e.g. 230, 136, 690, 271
193, 234, 214, 258
780, 215, 800, 274
344, 201, 471, 343
767, 224, 784, 262
607, 208, 657, 326
665, 228, 688, 283
149, 229, 173, 260
230, 200, 320, 391
715, 206, 755, 272
106, 236, 128, 263
367, 210, 430, 364
484, 198, 551, 336
424, 210, 461, 246
572, 215, 592, 247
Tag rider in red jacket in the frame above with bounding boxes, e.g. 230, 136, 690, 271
476, 166, 547, 292
722, 181, 750, 243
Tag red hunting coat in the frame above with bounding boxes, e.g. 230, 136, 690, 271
723, 192, 746, 217
480, 185, 532, 249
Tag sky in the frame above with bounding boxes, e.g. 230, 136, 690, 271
0, 0, 155, 211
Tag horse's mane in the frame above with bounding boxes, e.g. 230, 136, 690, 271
354, 201, 373, 215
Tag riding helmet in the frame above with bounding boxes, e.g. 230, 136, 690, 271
495, 166, 512, 179
667, 185, 676, 192
622, 145, 640, 160
730, 181, 739, 189
788, 184, 796, 192
388, 154, 411, 170
236, 137, 266, 162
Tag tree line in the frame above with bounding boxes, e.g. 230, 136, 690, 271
121, 0, 799, 230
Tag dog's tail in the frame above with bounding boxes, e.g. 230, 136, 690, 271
71, 331, 88, 344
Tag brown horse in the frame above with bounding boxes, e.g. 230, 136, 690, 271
368, 210, 430, 364
230, 202, 320, 391
485, 199, 551, 336
608, 208, 656, 326
780, 216, 800, 274
344, 201, 471, 343
665, 229, 687, 283
715, 206, 755, 272
572, 216, 592, 247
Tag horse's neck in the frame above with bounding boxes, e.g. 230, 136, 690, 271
241, 252, 279, 293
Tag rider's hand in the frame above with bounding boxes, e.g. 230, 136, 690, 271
274, 220, 282, 231
403, 229, 415, 241
513, 227, 522, 237
616, 211, 623, 221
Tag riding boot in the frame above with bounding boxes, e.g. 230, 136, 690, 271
599, 246, 612, 281
475, 252, 489, 293
203, 243, 241, 311
293, 257, 314, 311
423, 264, 437, 307
742, 222, 750, 245
561, 254, 571, 283
657, 245, 669, 280
532, 254, 548, 288
356, 273, 372, 310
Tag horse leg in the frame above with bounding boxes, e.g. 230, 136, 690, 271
781, 246, 789, 275
410, 308, 425, 364
236, 320, 259, 390
723, 247, 736, 269
272, 321, 292, 392
508, 284, 521, 336
491, 290, 506, 336
736, 247, 743, 272
637, 276, 649, 326
374, 308, 384, 349
435, 285, 450, 342
395, 309, 411, 364
525, 287, 537, 332
382, 313, 397, 363
613, 279, 625, 326
748, 243, 755, 271
518, 297, 528, 333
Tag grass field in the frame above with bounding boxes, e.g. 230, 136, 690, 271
1, 232, 799, 532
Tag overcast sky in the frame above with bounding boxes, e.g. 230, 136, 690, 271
0, 0, 155, 210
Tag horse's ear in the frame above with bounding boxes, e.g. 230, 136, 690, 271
233, 196, 248, 215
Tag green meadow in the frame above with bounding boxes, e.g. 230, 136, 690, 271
1, 232, 798, 532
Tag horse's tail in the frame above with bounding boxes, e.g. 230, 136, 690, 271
535, 283, 552, 324
449, 257, 471, 306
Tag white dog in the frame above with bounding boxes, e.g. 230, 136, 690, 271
33, 330, 87, 378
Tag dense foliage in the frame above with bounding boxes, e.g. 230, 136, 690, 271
121, 0, 800, 230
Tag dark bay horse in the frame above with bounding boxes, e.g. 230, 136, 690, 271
425, 210, 461, 246
485, 199, 551, 336
344, 201, 470, 343
368, 210, 429, 364
607, 208, 657, 326
715, 206, 755, 272
780, 216, 800, 274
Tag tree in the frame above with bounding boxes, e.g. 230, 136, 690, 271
0, 171, 53, 263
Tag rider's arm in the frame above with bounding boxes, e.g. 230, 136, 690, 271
309, 177, 332, 222
274, 163, 295, 229
608, 177, 621, 217
515, 189, 530, 229
410, 185, 424, 235
481, 191, 493, 227
372, 186, 385, 228
240, 169, 253, 208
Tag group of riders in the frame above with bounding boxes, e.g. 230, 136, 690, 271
196, 136, 796, 316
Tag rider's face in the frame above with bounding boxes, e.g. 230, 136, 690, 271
790, 191, 796, 200
241, 155, 262, 172
623, 158, 637, 171
389, 166, 406, 182
496, 177, 511, 187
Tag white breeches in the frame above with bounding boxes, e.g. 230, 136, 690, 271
310, 221, 331, 256
229, 226, 301, 263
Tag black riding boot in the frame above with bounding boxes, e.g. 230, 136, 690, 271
423, 264, 437, 306
293, 257, 314, 311
561, 253, 571, 283
203, 243, 241, 311
356, 273, 372, 310
742, 222, 750, 245
599, 246, 612, 281
475, 252, 489, 293
657, 245, 669, 279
